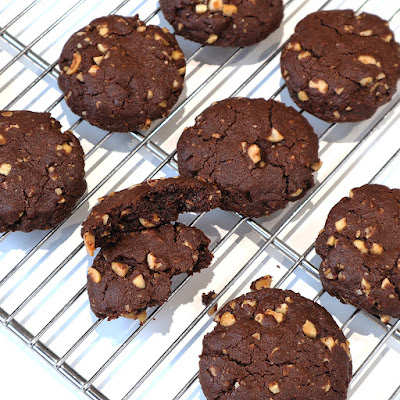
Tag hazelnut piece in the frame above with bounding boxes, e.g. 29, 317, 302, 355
88, 65, 100, 75
309, 79, 329, 94
0, 163, 12, 176
353, 240, 368, 254
290, 188, 303, 197
326, 236, 337, 246
223, 4, 238, 16
111, 262, 129, 277
324, 268, 337, 280
97, 24, 109, 37
359, 29, 373, 36
132, 274, 146, 289
298, 51, 311, 60
268, 127, 284, 142
322, 380, 331, 392
311, 161, 323, 171
97, 43, 108, 53
361, 278, 371, 296
370, 243, 383, 255
268, 382, 280, 394
255, 313, 265, 325
208, 0, 223, 11
84, 232, 96, 256
275, 303, 288, 314
303, 319, 317, 338
147, 252, 163, 270
139, 214, 160, 227
206, 34, 218, 44
358, 55, 380, 66
220, 311, 236, 327
381, 278, 393, 290
381, 315, 391, 324
254, 275, 272, 290
335, 217, 347, 232
88, 267, 101, 283
298, 91, 309, 101
359, 77, 373, 86
195, 4, 208, 14
241, 299, 257, 308
287, 42, 301, 51
321, 336, 335, 351
265, 309, 284, 323
66, 53, 81, 75
171, 51, 184, 61
247, 144, 261, 164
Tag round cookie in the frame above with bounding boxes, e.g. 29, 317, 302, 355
58, 15, 186, 133
281, 10, 400, 123
177, 97, 321, 218
160, 0, 284, 47
199, 288, 352, 400
81, 176, 221, 254
316, 184, 400, 320
87, 223, 212, 321
0, 111, 86, 232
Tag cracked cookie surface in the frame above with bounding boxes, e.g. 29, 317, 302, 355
81, 176, 221, 253
281, 10, 400, 122
87, 223, 212, 320
160, 0, 283, 47
316, 184, 400, 320
0, 111, 86, 232
58, 15, 186, 133
177, 97, 320, 218
199, 288, 352, 400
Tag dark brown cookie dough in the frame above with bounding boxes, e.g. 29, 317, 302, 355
87, 223, 212, 320
199, 288, 352, 400
316, 184, 400, 320
281, 10, 400, 122
160, 0, 283, 47
177, 97, 321, 218
81, 176, 221, 254
58, 15, 186, 133
0, 111, 86, 232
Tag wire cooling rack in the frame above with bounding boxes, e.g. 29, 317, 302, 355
1, 0, 400, 399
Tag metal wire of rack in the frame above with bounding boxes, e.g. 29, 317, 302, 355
1, 0, 400, 399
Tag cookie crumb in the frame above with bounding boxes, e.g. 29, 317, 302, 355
251, 275, 272, 291
202, 291, 218, 316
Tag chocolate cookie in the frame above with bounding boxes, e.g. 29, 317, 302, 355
316, 184, 400, 321
0, 111, 86, 232
160, 0, 283, 47
199, 288, 352, 400
87, 223, 212, 321
58, 15, 186, 132
177, 97, 321, 218
81, 176, 221, 254
281, 10, 400, 122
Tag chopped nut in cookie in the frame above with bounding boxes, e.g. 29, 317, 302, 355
220, 311, 236, 327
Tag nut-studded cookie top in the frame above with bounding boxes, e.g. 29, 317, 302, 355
0, 111, 86, 232
199, 288, 352, 400
87, 223, 212, 320
177, 97, 320, 218
81, 176, 221, 254
58, 15, 186, 132
316, 184, 400, 319
281, 10, 400, 123
160, 0, 283, 47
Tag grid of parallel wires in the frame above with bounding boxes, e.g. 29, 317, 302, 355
1, 0, 400, 399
